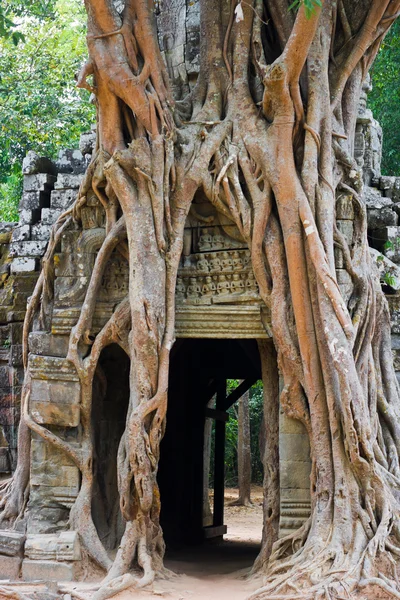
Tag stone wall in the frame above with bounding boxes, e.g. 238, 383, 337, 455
0, 130, 95, 485
0, 79, 399, 576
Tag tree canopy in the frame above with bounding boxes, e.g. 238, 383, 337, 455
368, 19, 400, 176
0, 0, 94, 220
0, 0, 398, 223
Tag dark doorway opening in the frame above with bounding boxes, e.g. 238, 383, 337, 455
91, 343, 130, 551
158, 338, 262, 557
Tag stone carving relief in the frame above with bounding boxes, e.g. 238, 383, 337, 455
177, 248, 260, 305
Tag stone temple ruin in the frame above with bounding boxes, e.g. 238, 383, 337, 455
1, 17, 400, 584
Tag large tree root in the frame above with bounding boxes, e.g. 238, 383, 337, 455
4, 1, 400, 598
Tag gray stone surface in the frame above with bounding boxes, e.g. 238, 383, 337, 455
22, 151, 56, 176
0, 530, 25, 556
0, 555, 22, 580
22, 559, 75, 582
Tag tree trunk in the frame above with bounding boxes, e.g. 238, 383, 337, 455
203, 399, 214, 525
232, 386, 252, 506
2, 1, 400, 599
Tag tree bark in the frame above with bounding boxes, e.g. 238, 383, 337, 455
232, 386, 252, 507
1, 1, 400, 599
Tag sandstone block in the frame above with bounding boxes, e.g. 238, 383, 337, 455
20, 191, 47, 211
279, 433, 310, 462
30, 401, 80, 428
79, 129, 96, 155
0, 555, 21, 580
28, 333, 69, 358
380, 176, 396, 195
364, 186, 392, 209
368, 207, 398, 229
56, 149, 85, 174
22, 559, 75, 582
22, 151, 56, 176
41, 208, 62, 226
279, 412, 307, 435
11, 256, 38, 274
23, 174, 56, 193
9, 241, 47, 258
336, 194, 354, 220
31, 223, 52, 241
336, 220, 354, 244
11, 225, 30, 242
0, 530, 25, 556
50, 189, 76, 210
19, 209, 40, 226
54, 174, 83, 190
0, 448, 11, 473
280, 460, 311, 490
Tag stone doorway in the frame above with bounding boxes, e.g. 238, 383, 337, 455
91, 343, 130, 551
158, 338, 263, 550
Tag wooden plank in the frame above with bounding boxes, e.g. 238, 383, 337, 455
222, 376, 258, 411
205, 407, 229, 422
203, 525, 227, 539
213, 380, 226, 528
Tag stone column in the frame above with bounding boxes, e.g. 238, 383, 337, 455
279, 408, 311, 537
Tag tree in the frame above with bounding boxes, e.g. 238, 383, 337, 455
1, 1, 400, 599
0, 0, 94, 221
369, 18, 400, 175
231, 388, 253, 506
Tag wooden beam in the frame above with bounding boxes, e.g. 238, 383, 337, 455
222, 376, 258, 411
205, 407, 229, 422
213, 379, 226, 528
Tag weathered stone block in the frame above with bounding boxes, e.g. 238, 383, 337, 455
79, 129, 96, 155
41, 208, 62, 226
0, 447, 11, 473
10, 345, 23, 367
54, 174, 83, 190
0, 530, 25, 556
22, 151, 56, 176
30, 401, 80, 428
23, 174, 56, 193
336, 220, 354, 245
0, 555, 22, 580
50, 189, 76, 210
11, 225, 30, 242
280, 460, 311, 490
364, 186, 391, 210
279, 434, 310, 462
31, 223, 52, 241
56, 149, 85, 174
380, 176, 396, 196
368, 207, 398, 229
11, 258, 37, 275
280, 412, 307, 435
19, 209, 41, 226
336, 194, 354, 220
22, 559, 75, 582
56, 532, 81, 561
28, 333, 69, 358
9, 241, 47, 258
20, 191, 48, 211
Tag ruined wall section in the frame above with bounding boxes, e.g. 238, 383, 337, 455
0, 130, 95, 489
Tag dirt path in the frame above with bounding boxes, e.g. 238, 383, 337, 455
62, 487, 265, 600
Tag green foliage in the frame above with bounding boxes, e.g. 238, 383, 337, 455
369, 19, 400, 176
0, 0, 94, 220
383, 272, 397, 288
288, 0, 321, 19
210, 380, 265, 487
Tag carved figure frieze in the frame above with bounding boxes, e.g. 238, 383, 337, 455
177, 248, 259, 305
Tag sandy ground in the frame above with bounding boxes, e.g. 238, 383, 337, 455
61, 486, 265, 600
0, 487, 394, 599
